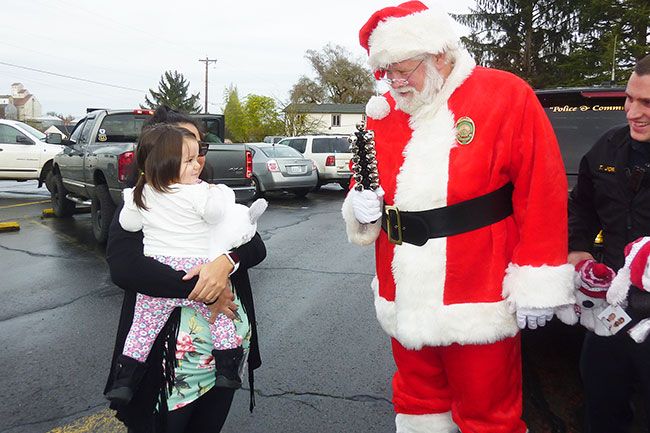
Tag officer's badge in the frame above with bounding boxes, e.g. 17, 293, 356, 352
455, 117, 475, 145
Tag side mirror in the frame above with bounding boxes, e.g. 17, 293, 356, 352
46, 133, 62, 144
16, 135, 34, 145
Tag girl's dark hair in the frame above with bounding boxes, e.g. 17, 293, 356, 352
132, 124, 196, 210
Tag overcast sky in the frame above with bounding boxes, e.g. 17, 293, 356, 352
2, 0, 474, 117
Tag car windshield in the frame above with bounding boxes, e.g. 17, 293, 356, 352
18, 122, 46, 141
260, 145, 303, 159
97, 113, 151, 142
312, 137, 350, 153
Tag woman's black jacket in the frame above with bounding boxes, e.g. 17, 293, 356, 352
103, 203, 266, 432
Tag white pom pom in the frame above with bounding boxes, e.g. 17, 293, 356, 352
366, 95, 390, 120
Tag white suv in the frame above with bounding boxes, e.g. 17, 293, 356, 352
0, 119, 64, 189
277, 135, 352, 189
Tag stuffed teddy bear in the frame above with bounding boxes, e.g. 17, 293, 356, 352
556, 259, 616, 336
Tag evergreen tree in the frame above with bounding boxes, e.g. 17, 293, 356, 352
454, 0, 648, 88
142, 71, 201, 113
223, 85, 246, 143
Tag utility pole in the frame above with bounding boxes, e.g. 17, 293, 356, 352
198, 57, 218, 113
610, 34, 618, 85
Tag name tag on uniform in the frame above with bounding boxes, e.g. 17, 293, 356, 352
598, 164, 616, 173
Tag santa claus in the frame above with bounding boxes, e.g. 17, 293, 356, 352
341, 2, 575, 432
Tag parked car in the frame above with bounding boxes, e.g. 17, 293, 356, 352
277, 135, 353, 189
245, 142, 318, 198
0, 119, 64, 189
50, 109, 254, 243
263, 135, 286, 144
535, 86, 627, 187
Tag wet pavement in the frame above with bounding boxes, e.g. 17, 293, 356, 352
0, 180, 645, 433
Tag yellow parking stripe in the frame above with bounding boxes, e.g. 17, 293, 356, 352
48, 409, 125, 433
0, 199, 50, 210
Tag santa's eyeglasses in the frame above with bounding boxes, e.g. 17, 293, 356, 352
376, 59, 425, 87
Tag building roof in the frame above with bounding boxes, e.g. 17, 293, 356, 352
12, 95, 33, 106
286, 103, 365, 114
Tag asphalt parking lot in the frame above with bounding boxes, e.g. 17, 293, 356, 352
0, 180, 644, 433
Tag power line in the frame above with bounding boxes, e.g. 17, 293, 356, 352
0, 61, 145, 93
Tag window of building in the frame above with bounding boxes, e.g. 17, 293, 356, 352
331, 114, 341, 127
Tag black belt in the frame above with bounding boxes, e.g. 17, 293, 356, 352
381, 182, 514, 246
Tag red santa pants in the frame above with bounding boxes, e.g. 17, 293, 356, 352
391, 334, 526, 433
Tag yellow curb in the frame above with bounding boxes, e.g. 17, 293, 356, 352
42, 208, 55, 217
0, 221, 20, 232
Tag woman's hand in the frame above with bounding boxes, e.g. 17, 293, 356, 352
184, 254, 234, 303
206, 285, 238, 322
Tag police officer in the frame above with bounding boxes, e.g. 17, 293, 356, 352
568, 53, 650, 433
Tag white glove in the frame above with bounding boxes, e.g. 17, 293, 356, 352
350, 187, 384, 224
516, 307, 554, 330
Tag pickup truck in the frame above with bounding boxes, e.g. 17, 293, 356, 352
49, 109, 255, 243
0, 118, 64, 188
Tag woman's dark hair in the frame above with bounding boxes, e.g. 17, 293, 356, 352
132, 124, 197, 210
145, 105, 204, 136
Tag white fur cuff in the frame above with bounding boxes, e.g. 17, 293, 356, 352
502, 263, 575, 309
396, 412, 458, 433
341, 193, 381, 246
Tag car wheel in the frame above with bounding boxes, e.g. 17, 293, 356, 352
338, 177, 351, 191
50, 172, 75, 217
91, 184, 116, 244
293, 188, 311, 198
44, 170, 55, 193
251, 176, 264, 200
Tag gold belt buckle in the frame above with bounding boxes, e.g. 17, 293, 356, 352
384, 205, 403, 245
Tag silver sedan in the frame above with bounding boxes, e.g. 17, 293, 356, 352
246, 143, 318, 198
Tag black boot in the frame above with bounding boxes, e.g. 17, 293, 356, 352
212, 347, 244, 389
104, 354, 148, 405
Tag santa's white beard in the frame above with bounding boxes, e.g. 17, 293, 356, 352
391, 68, 444, 115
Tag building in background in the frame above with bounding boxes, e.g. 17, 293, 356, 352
286, 103, 365, 134
10, 83, 42, 120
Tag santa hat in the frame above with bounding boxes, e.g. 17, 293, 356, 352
359, 1, 461, 72
575, 259, 615, 299
359, 1, 460, 120
607, 237, 650, 305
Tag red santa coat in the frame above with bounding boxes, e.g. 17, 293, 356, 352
342, 52, 574, 349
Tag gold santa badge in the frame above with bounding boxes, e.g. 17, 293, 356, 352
455, 116, 475, 145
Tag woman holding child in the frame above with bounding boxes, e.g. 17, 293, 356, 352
104, 106, 266, 433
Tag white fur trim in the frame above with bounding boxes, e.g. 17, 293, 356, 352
366, 95, 390, 120
372, 275, 518, 349
607, 238, 650, 304
642, 259, 650, 292
629, 318, 650, 343
607, 267, 631, 305
368, 9, 460, 69
502, 263, 575, 309
396, 412, 458, 433
341, 192, 381, 246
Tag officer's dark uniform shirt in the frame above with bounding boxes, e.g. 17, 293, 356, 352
569, 125, 650, 270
